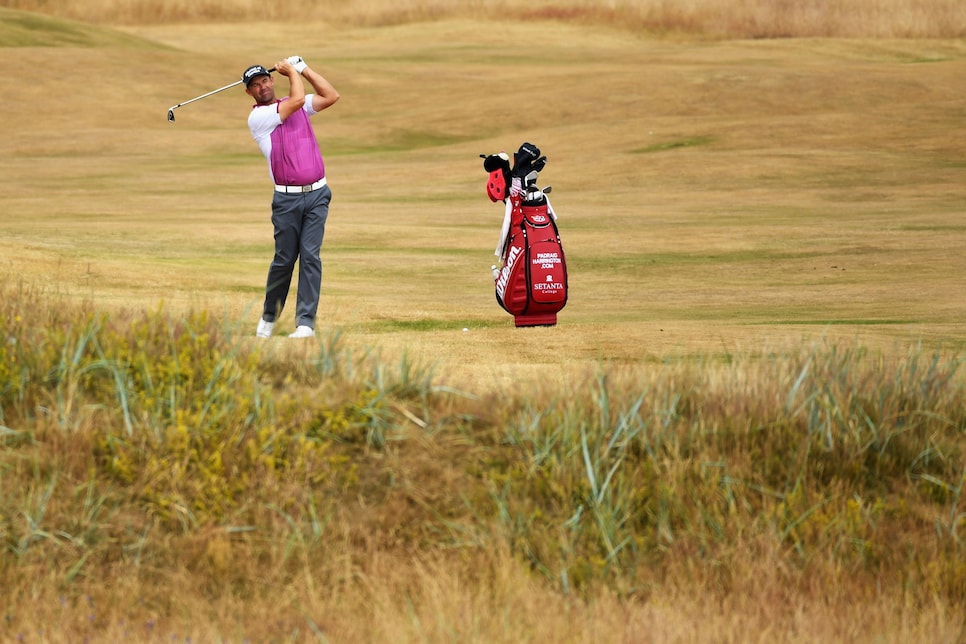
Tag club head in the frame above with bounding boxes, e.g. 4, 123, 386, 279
167, 109, 175, 122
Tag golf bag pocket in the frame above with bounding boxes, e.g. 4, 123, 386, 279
495, 235, 529, 315
522, 203, 552, 227
528, 240, 567, 306
519, 203, 567, 307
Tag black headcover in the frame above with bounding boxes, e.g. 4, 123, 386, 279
483, 153, 511, 174
512, 142, 547, 179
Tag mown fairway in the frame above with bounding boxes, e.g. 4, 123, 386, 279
2, 13, 965, 390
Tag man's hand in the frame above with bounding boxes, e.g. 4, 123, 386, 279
287, 55, 308, 73
274, 58, 307, 120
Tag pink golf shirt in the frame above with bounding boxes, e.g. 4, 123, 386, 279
248, 96, 326, 186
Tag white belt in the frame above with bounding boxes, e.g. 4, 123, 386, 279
274, 177, 326, 193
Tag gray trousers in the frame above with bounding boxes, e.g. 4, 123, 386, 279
262, 185, 331, 329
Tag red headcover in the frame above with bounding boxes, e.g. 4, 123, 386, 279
486, 168, 506, 202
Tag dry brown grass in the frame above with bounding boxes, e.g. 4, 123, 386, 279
2, 11, 964, 390
8, 546, 961, 641
2, 0, 966, 37
1, 5, 965, 641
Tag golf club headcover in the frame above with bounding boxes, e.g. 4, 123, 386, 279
509, 177, 522, 198
512, 142, 541, 178
483, 152, 511, 202
482, 152, 510, 173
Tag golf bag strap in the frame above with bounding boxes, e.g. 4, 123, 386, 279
495, 197, 513, 258
546, 196, 558, 221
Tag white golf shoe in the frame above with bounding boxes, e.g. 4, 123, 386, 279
255, 319, 275, 338
288, 325, 315, 338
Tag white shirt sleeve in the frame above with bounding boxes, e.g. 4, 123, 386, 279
248, 104, 282, 166
304, 94, 318, 116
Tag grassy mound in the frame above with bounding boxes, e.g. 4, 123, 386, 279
0, 7, 163, 48
2, 287, 963, 640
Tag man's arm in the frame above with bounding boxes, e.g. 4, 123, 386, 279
300, 63, 340, 112
275, 59, 306, 122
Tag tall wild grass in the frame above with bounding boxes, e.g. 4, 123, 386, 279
2, 0, 965, 38
1, 284, 964, 639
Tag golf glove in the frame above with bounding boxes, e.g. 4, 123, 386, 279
287, 55, 307, 73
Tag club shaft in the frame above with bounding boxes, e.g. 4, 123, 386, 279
168, 66, 276, 113
168, 79, 242, 111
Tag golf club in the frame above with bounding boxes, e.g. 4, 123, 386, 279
167, 67, 275, 122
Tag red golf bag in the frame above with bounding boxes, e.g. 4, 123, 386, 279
482, 143, 568, 327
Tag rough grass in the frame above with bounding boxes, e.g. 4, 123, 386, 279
2, 286, 964, 641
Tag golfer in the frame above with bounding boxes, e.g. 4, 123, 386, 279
243, 56, 340, 338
